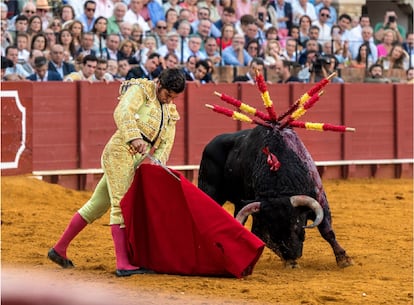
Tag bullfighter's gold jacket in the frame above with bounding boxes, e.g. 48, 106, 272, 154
110, 78, 180, 165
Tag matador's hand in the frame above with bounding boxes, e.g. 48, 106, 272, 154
128, 138, 148, 155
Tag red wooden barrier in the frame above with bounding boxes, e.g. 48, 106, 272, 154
1, 83, 33, 175
186, 83, 239, 165
1, 82, 412, 185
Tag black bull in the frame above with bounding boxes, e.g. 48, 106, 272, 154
198, 125, 353, 268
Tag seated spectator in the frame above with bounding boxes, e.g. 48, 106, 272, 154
376, 29, 396, 58
233, 57, 265, 83
165, 8, 178, 32
107, 59, 121, 80
274, 59, 301, 83
350, 43, 370, 69
118, 21, 133, 41
373, 10, 405, 45
246, 38, 261, 59
27, 56, 63, 81
402, 32, 414, 68
117, 58, 131, 80
126, 52, 160, 80
66, 20, 83, 50
263, 39, 282, 68
103, 33, 122, 61
192, 59, 212, 85
312, 6, 331, 45
406, 67, 414, 84
281, 38, 299, 62
202, 57, 215, 83
152, 19, 169, 49
91, 16, 108, 58
184, 34, 207, 62
76, 32, 96, 58
364, 63, 391, 83
222, 33, 252, 66
48, 44, 76, 78
118, 39, 139, 65
107, 2, 127, 35
181, 55, 197, 81
92, 58, 114, 82
58, 29, 77, 62
16, 32, 30, 64
298, 14, 311, 47
216, 23, 235, 51
314, 0, 337, 27
4, 46, 30, 79
60, 4, 75, 25
31, 33, 49, 53
64, 54, 98, 81
77, 0, 97, 32
204, 36, 222, 66
377, 44, 409, 71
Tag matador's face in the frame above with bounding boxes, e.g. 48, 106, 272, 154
156, 84, 180, 104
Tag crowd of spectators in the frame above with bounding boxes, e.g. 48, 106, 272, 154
1, 0, 413, 84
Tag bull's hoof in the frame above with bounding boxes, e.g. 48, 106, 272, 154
284, 260, 300, 269
336, 255, 354, 268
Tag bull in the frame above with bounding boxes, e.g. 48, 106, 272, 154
198, 124, 353, 268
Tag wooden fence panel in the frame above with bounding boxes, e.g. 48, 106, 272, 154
186, 83, 239, 165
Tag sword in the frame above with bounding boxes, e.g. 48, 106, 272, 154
143, 153, 181, 181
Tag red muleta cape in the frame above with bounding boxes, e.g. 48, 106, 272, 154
120, 164, 265, 278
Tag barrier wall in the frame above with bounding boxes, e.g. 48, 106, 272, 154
1, 81, 413, 188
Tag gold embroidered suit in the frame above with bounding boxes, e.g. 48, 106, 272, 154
78, 79, 180, 226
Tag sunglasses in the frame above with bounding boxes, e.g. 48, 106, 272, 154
52, 23, 61, 26
321, 13, 330, 18
157, 26, 167, 29
25, 10, 35, 14
86, 8, 95, 12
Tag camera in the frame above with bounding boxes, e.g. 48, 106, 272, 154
388, 15, 396, 23
309, 55, 331, 74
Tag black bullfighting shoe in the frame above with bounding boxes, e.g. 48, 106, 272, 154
115, 268, 155, 277
47, 248, 75, 268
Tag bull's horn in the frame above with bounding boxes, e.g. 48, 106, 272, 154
290, 195, 324, 228
235, 202, 261, 224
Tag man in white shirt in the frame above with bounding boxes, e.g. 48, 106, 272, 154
312, 6, 331, 45
292, 0, 317, 26
124, 0, 150, 33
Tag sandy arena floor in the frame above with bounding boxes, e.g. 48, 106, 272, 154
1, 176, 413, 305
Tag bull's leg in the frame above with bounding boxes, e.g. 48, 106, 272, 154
318, 222, 353, 268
